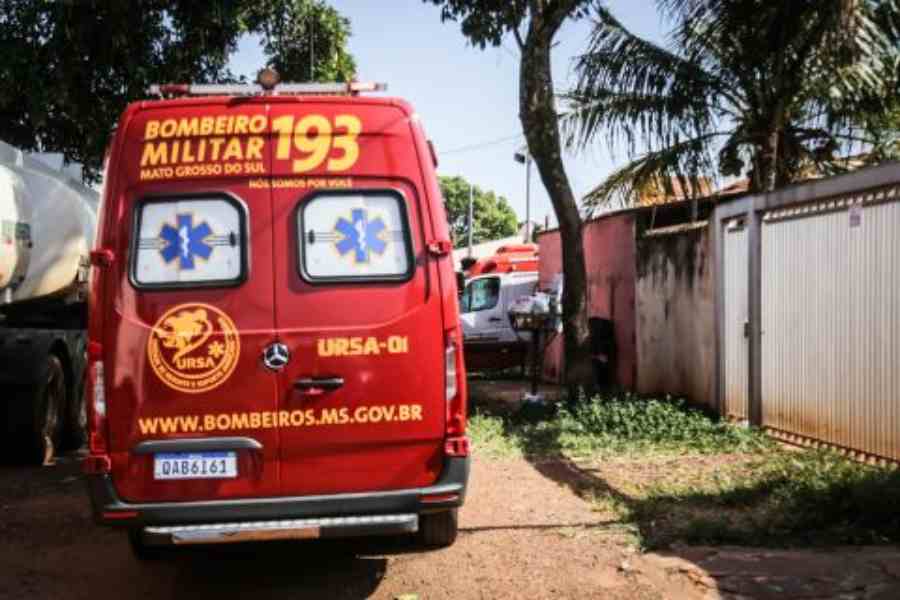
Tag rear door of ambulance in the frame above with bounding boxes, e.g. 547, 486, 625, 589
268, 99, 446, 495
106, 101, 280, 502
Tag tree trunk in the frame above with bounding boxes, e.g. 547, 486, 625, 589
519, 6, 594, 398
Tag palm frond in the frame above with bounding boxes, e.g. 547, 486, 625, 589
569, 5, 739, 161
582, 132, 727, 212
561, 89, 732, 158
574, 5, 740, 104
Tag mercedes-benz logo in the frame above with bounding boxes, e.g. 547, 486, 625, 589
262, 342, 290, 371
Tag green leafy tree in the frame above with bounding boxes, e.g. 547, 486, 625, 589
566, 0, 900, 209
439, 175, 519, 247
244, 0, 356, 83
424, 0, 596, 394
0, 0, 356, 181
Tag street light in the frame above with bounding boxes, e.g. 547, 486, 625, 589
514, 149, 532, 243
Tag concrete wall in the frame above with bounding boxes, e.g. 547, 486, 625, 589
537, 215, 637, 387
635, 222, 716, 409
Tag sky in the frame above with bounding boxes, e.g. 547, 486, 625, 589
229, 1, 667, 228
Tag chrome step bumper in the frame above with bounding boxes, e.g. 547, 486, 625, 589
142, 513, 418, 546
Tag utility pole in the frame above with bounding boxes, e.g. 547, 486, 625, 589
514, 150, 532, 243
467, 182, 474, 257
525, 153, 532, 243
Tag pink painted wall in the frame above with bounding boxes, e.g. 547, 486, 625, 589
537, 214, 637, 388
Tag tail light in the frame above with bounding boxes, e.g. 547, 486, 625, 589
85, 341, 109, 459
444, 330, 468, 456
445, 338, 458, 402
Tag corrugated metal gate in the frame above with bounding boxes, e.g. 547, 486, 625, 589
760, 185, 900, 461
723, 219, 749, 421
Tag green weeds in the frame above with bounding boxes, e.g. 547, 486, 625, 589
468, 392, 900, 548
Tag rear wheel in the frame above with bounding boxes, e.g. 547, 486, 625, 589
420, 509, 459, 548
29, 355, 65, 465
128, 530, 167, 561
62, 367, 87, 451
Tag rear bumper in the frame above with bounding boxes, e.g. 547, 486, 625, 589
86, 456, 469, 528
143, 514, 420, 545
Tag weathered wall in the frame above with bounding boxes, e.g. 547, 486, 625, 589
537, 215, 637, 387
635, 222, 716, 409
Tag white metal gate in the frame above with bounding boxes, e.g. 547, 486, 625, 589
723, 218, 749, 421
761, 186, 900, 461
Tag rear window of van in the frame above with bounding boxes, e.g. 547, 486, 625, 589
132, 195, 247, 288
297, 190, 413, 282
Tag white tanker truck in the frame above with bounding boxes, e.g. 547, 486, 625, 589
0, 140, 98, 464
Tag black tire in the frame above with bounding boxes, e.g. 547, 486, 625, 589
420, 509, 459, 548
29, 354, 66, 465
128, 530, 167, 561
62, 367, 87, 451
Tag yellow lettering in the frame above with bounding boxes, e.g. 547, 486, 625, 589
145, 120, 160, 140
176, 118, 199, 137
388, 336, 407, 354
209, 138, 225, 160
181, 139, 196, 163
222, 137, 243, 161
139, 418, 157, 435
159, 119, 177, 138
246, 137, 264, 160
232, 412, 249, 430
363, 337, 380, 355
140, 143, 168, 167
328, 114, 361, 171
249, 114, 267, 134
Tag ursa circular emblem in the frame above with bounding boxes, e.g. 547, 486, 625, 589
147, 303, 240, 394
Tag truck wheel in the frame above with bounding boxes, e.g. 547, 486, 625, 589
128, 530, 167, 561
419, 509, 459, 548
30, 355, 65, 465
63, 368, 87, 450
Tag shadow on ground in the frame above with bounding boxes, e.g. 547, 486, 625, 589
477, 397, 900, 598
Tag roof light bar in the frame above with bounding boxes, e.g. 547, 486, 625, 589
147, 81, 387, 98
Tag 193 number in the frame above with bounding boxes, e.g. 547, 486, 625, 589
272, 114, 361, 173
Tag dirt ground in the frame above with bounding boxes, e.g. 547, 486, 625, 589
1, 452, 899, 599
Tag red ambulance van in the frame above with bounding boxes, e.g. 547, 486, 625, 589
82, 75, 469, 558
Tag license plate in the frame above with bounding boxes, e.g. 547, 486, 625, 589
153, 452, 237, 480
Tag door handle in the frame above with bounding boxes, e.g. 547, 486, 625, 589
489, 317, 503, 323
294, 377, 344, 396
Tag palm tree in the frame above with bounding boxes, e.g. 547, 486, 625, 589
566, 0, 900, 211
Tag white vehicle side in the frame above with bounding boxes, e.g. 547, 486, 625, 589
459, 271, 537, 345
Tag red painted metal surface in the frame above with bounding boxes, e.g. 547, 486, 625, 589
537, 215, 636, 387
87, 95, 464, 503
467, 244, 538, 276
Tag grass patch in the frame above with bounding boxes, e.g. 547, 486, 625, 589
469, 393, 769, 459
632, 450, 900, 547
468, 392, 900, 548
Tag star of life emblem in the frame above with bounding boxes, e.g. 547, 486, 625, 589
334, 208, 388, 264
